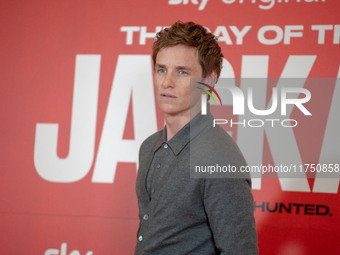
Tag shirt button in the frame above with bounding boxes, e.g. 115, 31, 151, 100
143, 214, 149, 220
156, 163, 161, 168
163, 144, 168, 149
138, 235, 143, 242
151, 189, 155, 193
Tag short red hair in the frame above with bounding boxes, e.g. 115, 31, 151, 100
152, 21, 224, 79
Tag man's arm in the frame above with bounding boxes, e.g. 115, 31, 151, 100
203, 177, 258, 255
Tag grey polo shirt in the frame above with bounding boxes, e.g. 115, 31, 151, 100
135, 111, 258, 255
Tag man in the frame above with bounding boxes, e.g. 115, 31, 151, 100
135, 21, 258, 255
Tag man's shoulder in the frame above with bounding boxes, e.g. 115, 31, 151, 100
192, 123, 247, 165
196, 123, 238, 150
191, 123, 250, 180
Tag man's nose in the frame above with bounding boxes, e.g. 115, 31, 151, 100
162, 72, 175, 88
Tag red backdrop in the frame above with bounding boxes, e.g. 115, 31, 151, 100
1, 0, 339, 254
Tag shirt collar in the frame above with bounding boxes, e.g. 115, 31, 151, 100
152, 106, 213, 156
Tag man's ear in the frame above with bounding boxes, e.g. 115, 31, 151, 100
204, 71, 218, 87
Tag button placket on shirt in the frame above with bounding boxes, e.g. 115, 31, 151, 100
138, 142, 174, 245
138, 213, 149, 243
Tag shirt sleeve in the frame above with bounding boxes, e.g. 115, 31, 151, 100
203, 177, 259, 255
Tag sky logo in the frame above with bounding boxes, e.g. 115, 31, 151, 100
44, 242, 93, 255
168, 0, 208, 11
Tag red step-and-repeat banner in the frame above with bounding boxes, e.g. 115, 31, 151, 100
1, 0, 339, 254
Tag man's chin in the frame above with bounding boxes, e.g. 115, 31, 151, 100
160, 108, 180, 116
160, 106, 194, 118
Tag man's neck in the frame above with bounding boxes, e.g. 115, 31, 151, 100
164, 114, 189, 141
164, 106, 201, 141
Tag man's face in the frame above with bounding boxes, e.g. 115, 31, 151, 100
154, 44, 203, 118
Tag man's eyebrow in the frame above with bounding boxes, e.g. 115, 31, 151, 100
155, 64, 193, 71
155, 64, 166, 68
176, 66, 192, 71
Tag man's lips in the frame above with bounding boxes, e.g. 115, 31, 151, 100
160, 93, 177, 98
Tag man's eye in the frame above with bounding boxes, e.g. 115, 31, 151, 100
157, 69, 166, 73
179, 70, 188, 75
